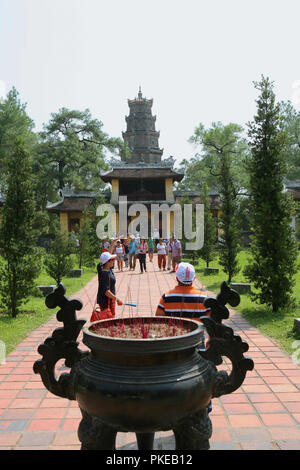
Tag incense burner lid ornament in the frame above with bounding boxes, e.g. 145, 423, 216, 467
33, 282, 254, 450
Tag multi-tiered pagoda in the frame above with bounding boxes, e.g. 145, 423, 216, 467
100, 88, 185, 235
46, 89, 221, 236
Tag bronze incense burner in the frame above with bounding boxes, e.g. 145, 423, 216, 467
33, 281, 254, 450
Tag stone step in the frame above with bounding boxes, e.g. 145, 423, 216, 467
229, 283, 251, 294
204, 268, 219, 275
36, 285, 57, 296
68, 269, 82, 278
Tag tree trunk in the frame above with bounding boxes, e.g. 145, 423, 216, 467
58, 161, 65, 189
11, 267, 17, 318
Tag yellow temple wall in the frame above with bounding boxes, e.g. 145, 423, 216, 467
165, 178, 174, 201
170, 211, 174, 235
60, 213, 69, 232
59, 212, 86, 232
111, 179, 119, 203
70, 212, 84, 226
115, 211, 119, 234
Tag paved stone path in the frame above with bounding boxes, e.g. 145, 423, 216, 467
1, 255, 300, 450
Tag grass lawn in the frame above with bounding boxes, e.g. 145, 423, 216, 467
0, 260, 97, 356
187, 250, 300, 356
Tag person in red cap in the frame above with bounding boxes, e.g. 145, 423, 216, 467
97, 252, 123, 317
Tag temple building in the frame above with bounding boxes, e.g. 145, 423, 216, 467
46, 88, 221, 236
46, 190, 99, 233
100, 88, 186, 236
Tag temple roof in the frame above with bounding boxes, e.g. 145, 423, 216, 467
283, 180, 300, 201
101, 166, 184, 182
284, 179, 300, 189
128, 87, 153, 106
46, 189, 109, 213
174, 189, 222, 209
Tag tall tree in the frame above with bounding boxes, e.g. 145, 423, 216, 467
244, 76, 298, 312
280, 101, 300, 180
33, 108, 129, 207
199, 183, 217, 268
76, 206, 100, 269
0, 140, 41, 317
179, 122, 249, 193
44, 229, 74, 286
188, 122, 245, 282
0, 87, 36, 190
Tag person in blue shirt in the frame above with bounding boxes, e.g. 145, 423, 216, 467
128, 235, 138, 271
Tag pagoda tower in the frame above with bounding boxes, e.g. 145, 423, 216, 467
45, 88, 220, 235
100, 88, 185, 236
122, 87, 163, 164
46, 89, 222, 236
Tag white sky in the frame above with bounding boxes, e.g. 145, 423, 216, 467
1, 0, 300, 165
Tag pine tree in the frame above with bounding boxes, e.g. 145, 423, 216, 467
199, 183, 217, 268
244, 76, 298, 312
77, 206, 99, 269
188, 122, 243, 282
218, 149, 240, 283
33, 108, 128, 207
0, 140, 40, 317
44, 230, 74, 286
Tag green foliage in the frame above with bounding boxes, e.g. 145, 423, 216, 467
0, 261, 97, 355
44, 230, 74, 285
188, 122, 243, 282
0, 87, 36, 191
32, 210, 52, 234
218, 150, 240, 283
199, 183, 217, 267
76, 207, 100, 269
180, 121, 249, 193
32, 108, 127, 207
195, 250, 300, 356
244, 76, 298, 312
280, 100, 300, 180
0, 140, 41, 317
180, 187, 217, 267
179, 194, 192, 254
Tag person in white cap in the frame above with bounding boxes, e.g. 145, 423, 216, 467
155, 261, 212, 414
96, 252, 123, 316
155, 262, 210, 320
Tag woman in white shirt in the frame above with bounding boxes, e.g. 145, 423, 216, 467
115, 240, 125, 272
156, 238, 167, 271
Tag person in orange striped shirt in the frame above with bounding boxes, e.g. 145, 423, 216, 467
155, 261, 212, 414
155, 262, 210, 321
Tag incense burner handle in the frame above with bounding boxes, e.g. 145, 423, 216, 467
198, 316, 254, 397
33, 284, 88, 400
198, 282, 254, 398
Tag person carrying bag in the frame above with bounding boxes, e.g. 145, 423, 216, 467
138, 239, 148, 273
91, 251, 123, 322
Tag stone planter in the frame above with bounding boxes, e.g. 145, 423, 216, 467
68, 269, 82, 278
36, 285, 57, 296
204, 268, 219, 275
229, 283, 251, 294
294, 318, 300, 335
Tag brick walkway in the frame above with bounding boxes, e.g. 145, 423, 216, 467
1, 255, 300, 450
